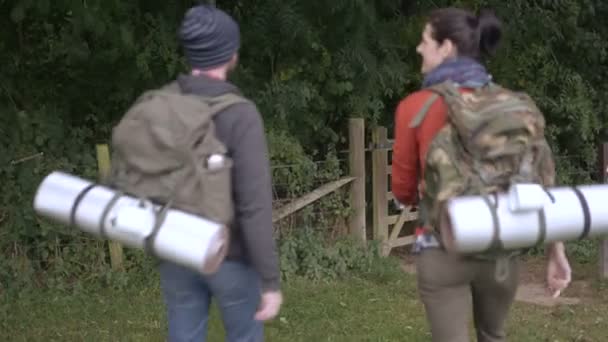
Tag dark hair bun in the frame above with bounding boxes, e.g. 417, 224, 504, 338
478, 9, 502, 56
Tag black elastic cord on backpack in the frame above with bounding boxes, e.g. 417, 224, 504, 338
542, 187, 556, 203
69, 184, 97, 228
143, 199, 173, 258
98, 191, 124, 239
535, 208, 548, 247
482, 193, 503, 252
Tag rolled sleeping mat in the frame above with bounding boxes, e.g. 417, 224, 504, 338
439, 183, 608, 254
32, 171, 229, 275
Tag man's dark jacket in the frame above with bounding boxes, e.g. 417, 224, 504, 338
177, 73, 280, 291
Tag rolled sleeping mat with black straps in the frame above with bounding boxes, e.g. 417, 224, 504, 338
32, 171, 229, 275
438, 183, 608, 254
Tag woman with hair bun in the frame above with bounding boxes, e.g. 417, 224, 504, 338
391, 7, 571, 342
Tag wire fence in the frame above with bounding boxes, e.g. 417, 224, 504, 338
553, 153, 598, 185
269, 157, 352, 236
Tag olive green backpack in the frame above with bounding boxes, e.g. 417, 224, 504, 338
108, 82, 248, 225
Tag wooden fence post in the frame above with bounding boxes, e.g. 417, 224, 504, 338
372, 126, 389, 255
95, 144, 125, 272
348, 118, 366, 244
599, 142, 608, 279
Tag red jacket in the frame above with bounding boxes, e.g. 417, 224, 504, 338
391, 90, 448, 206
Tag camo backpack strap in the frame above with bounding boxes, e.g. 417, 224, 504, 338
409, 81, 473, 129
409, 93, 440, 128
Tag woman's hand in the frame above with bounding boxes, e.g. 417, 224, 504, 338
546, 242, 571, 298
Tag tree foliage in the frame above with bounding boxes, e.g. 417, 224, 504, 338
1, 0, 607, 289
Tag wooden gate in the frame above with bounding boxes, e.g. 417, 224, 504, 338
371, 126, 418, 256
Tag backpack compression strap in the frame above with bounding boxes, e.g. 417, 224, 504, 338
409, 81, 462, 129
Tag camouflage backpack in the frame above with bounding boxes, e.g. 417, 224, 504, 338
108, 81, 248, 226
411, 81, 554, 253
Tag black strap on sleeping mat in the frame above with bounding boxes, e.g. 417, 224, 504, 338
69, 184, 97, 228
571, 187, 591, 240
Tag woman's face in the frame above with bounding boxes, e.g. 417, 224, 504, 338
416, 23, 454, 74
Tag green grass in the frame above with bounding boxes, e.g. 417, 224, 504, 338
2, 261, 608, 341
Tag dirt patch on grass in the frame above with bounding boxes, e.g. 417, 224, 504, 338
517, 256, 604, 303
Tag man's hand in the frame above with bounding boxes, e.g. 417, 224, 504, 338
546, 242, 571, 298
254, 290, 283, 322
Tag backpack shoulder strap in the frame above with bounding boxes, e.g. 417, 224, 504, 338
409, 81, 461, 128
160, 81, 181, 93
129, 82, 181, 106
197, 93, 251, 117
143, 81, 249, 113
409, 93, 440, 128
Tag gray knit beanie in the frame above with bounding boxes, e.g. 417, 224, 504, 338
179, 4, 240, 70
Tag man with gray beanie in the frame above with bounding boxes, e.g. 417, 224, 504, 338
157, 4, 282, 341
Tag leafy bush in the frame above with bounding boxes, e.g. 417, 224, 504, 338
278, 227, 401, 283
1, 0, 607, 291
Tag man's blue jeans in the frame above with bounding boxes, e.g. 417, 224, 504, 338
159, 260, 264, 342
